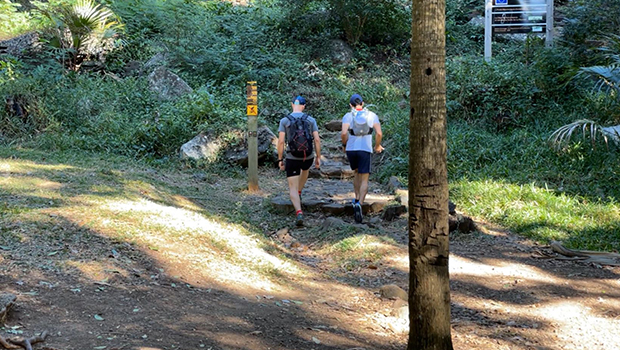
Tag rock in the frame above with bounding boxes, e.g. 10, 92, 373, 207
392, 299, 408, 320
395, 189, 408, 207
274, 227, 289, 239
274, 228, 295, 246
302, 198, 328, 212
449, 213, 476, 233
271, 196, 294, 213
148, 66, 193, 100
180, 132, 222, 161
382, 204, 407, 221
0, 32, 40, 57
0, 293, 16, 322
458, 215, 477, 233
322, 203, 346, 216
329, 39, 354, 65
142, 52, 168, 73
379, 284, 408, 301
468, 15, 485, 27
224, 126, 277, 167
309, 158, 354, 179
321, 217, 347, 231
324, 120, 342, 132
387, 176, 404, 192
369, 200, 388, 213
449, 201, 456, 215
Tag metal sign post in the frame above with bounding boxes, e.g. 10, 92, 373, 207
246, 81, 259, 192
485, 0, 554, 61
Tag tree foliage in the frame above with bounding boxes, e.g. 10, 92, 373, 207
37, 0, 123, 70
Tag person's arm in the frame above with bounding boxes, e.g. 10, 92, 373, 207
313, 130, 321, 168
277, 131, 286, 170
341, 122, 350, 152
373, 120, 384, 153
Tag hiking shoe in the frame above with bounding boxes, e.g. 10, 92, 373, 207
354, 202, 363, 223
296, 213, 304, 227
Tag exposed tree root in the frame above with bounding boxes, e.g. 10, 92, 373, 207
0, 331, 48, 350
549, 241, 620, 266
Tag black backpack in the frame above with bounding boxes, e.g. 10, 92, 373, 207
286, 113, 313, 159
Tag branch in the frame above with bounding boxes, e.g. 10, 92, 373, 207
5, 331, 48, 350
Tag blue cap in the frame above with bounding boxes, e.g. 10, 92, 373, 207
293, 96, 306, 105
350, 93, 363, 106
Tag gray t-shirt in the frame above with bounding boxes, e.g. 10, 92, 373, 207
342, 109, 379, 153
278, 112, 319, 160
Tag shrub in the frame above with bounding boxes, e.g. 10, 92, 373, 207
0, 0, 31, 39
560, 0, 620, 67
279, 0, 410, 47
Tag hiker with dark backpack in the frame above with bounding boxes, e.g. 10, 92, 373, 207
341, 93, 384, 223
277, 96, 321, 226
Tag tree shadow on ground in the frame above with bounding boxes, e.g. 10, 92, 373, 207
0, 150, 401, 349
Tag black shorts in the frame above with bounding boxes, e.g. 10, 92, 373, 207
285, 158, 314, 177
346, 150, 372, 174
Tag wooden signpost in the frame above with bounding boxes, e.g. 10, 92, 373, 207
246, 81, 259, 192
485, 0, 554, 61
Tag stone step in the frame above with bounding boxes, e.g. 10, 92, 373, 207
270, 178, 405, 218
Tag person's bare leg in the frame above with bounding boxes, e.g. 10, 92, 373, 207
358, 173, 370, 204
353, 170, 361, 201
298, 169, 310, 200
287, 175, 301, 211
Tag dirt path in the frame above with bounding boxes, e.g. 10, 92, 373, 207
1, 144, 620, 349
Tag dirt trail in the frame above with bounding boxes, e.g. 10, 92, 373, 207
1, 132, 620, 349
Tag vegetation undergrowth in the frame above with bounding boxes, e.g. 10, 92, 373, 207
2, 0, 620, 252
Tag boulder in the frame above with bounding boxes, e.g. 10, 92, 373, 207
321, 203, 346, 216
321, 217, 348, 231
468, 15, 485, 27
0, 32, 40, 57
224, 126, 278, 167
148, 66, 193, 100
324, 120, 342, 132
330, 39, 354, 65
271, 196, 294, 213
142, 52, 168, 73
180, 132, 222, 161
449, 213, 477, 233
387, 176, 404, 192
379, 284, 408, 301
381, 204, 407, 221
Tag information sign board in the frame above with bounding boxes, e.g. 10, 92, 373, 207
485, 0, 553, 60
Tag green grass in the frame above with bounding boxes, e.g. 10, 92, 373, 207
451, 179, 620, 251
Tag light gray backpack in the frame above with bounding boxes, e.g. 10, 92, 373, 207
349, 108, 373, 136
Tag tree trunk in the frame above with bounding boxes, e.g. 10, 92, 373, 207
408, 0, 453, 349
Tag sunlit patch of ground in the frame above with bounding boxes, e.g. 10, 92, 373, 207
85, 198, 302, 291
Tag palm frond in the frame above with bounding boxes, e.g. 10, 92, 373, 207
577, 65, 620, 95
549, 119, 611, 150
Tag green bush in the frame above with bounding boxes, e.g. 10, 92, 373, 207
279, 0, 410, 47
560, 0, 620, 66
0, 0, 31, 39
